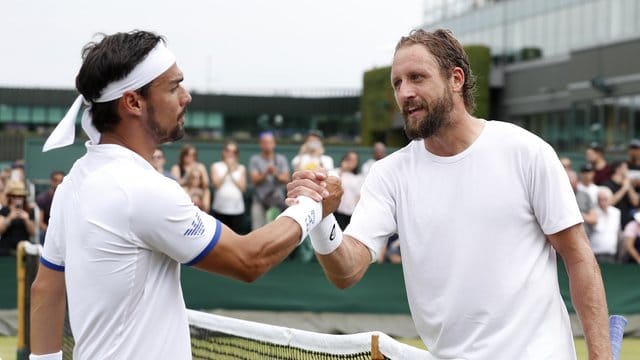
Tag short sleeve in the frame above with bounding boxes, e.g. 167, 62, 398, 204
530, 143, 583, 235
130, 178, 221, 265
40, 188, 66, 272
343, 165, 397, 262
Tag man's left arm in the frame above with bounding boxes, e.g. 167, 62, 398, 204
547, 223, 611, 360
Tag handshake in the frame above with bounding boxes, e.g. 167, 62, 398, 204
278, 169, 345, 254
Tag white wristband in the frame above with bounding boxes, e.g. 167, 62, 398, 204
29, 351, 62, 360
309, 214, 343, 255
276, 196, 322, 244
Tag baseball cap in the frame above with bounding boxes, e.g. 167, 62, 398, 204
580, 163, 594, 172
629, 139, 640, 149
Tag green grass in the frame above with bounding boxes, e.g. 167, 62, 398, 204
2, 336, 640, 359
0, 336, 17, 360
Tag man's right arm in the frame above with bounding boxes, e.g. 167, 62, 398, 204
315, 234, 372, 289
30, 265, 66, 356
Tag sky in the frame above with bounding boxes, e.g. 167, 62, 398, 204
2, 0, 424, 94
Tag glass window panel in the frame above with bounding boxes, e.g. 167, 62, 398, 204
15, 106, 30, 123
47, 107, 64, 124
32, 106, 46, 122
206, 112, 223, 129
0, 104, 13, 121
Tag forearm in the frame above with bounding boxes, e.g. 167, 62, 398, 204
25, 218, 36, 236
628, 186, 639, 206
565, 253, 610, 359
317, 235, 370, 289
30, 271, 66, 354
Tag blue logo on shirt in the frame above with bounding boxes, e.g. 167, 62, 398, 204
184, 213, 205, 237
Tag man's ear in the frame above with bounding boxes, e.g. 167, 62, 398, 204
120, 91, 144, 116
450, 67, 465, 93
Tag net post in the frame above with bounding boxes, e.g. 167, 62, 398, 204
16, 241, 28, 360
371, 334, 384, 360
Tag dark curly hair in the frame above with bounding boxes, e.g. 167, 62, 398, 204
75, 30, 164, 133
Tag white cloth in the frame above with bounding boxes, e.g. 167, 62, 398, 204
336, 171, 363, 215
590, 206, 621, 255
211, 161, 246, 215
345, 121, 581, 359
42, 42, 176, 152
41, 142, 221, 359
577, 182, 599, 208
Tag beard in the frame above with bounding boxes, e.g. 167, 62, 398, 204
146, 104, 185, 143
402, 88, 454, 140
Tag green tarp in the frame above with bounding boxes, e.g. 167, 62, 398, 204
2, 257, 639, 314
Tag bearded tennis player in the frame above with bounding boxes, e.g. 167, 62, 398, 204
29, 30, 341, 360
288, 29, 611, 359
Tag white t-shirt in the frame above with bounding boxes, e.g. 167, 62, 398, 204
590, 206, 621, 255
337, 171, 364, 215
41, 143, 221, 360
345, 121, 581, 359
211, 161, 246, 215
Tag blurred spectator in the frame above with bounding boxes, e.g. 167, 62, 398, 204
602, 161, 639, 229
0, 181, 35, 255
623, 212, 640, 264
566, 163, 597, 237
35, 170, 65, 244
182, 167, 211, 212
627, 139, 640, 189
171, 144, 209, 187
152, 147, 176, 180
291, 131, 334, 171
585, 143, 612, 185
560, 156, 576, 181
589, 187, 620, 264
377, 234, 402, 264
249, 132, 290, 230
335, 151, 364, 230
211, 141, 247, 234
577, 163, 598, 206
361, 142, 387, 176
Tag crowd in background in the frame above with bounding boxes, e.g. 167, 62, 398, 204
5, 134, 640, 265
0, 133, 401, 263
565, 139, 640, 264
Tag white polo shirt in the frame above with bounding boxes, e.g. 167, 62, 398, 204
346, 121, 581, 359
41, 142, 221, 359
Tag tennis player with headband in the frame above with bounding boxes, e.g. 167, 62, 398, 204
288, 29, 611, 359
29, 30, 341, 360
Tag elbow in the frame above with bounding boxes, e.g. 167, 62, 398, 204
329, 275, 359, 290
236, 253, 270, 283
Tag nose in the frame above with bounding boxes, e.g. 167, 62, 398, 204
395, 82, 416, 105
181, 86, 192, 105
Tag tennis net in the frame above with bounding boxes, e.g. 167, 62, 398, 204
186, 309, 433, 360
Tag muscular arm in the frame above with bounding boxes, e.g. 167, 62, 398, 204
547, 223, 610, 359
194, 217, 302, 282
30, 266, 66, 355
316, 235, 371, 289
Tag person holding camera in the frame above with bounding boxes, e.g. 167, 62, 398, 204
0, 180, 35, 255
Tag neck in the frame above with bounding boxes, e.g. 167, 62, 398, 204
100, 130, 156, 163
424, 111, 485, 157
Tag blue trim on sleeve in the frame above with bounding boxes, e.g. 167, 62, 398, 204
40, 256, 65, 272
184, 218, 222, 266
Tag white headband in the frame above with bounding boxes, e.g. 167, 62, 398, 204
43, 41, 176, 152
